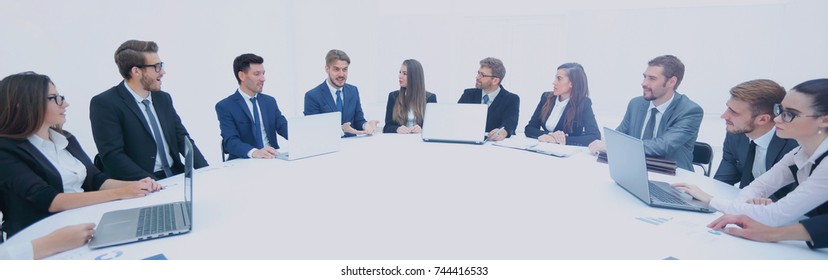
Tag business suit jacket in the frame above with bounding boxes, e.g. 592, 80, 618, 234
0, 131, 108, 237
801, 214, 828, 249
524, 92, 601, 147
215, 91, 288, 160
616, 92, 703, 171
382, 90, 437, 133
715, 132, 798, 188
304, 81, 367, 137
89, 82, 208, 181
457, 85, 520, 137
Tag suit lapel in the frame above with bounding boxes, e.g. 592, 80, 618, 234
233, 91, 254, 122
117, 82, 152, 135
657, 93, 681, 135
150, 92, 177, 158
766, 134, 788, 169
321, 82, 337, 112
18, 141, 62, 192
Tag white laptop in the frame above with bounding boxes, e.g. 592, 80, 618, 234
421, 103, 488, 144
89, 136, 195, 249
604, 127, 715, 213
277, 112, 341, 160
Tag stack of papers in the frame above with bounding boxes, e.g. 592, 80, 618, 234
492, 138, 583, 157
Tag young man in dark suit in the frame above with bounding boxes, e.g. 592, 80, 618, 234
90, 40, 208, 181
589, 55, 703, 171
303, 49, 378, 137
215, 53, 288, 160
457, 57, 520, 141
715, 79, 797, 196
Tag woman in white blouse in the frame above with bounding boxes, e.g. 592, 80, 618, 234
0, 72, 162, 238
675, 79, 828, 226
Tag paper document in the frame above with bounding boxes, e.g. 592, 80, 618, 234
493, 138, 582, 157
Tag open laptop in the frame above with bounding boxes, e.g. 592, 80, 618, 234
277, 112, 341, 160
89, 136, 195, 249
421, 103, 488, 144
604, 127, 715, 213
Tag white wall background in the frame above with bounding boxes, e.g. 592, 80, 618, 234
2, 0, 827, 174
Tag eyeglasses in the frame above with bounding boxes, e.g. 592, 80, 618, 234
477, 71, 498, 79
48, 95, 66, 106
774, 104, 823, 123
136, 62, 164, 73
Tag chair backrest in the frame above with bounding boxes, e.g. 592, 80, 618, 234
221, 139, 228, 162
693, 141, 714, 177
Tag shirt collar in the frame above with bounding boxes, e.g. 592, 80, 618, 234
483, 86, 501, 101
326, 79, 342, 96
27, 129, 69, 150
238, 88, 258, 100
648, 91, 676, 113
751, 127, 776, 149
124, 81, 152, 104
794, 137, 828, 168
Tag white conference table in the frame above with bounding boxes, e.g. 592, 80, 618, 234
9, 134, 828, 259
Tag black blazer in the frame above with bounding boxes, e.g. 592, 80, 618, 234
715, 132, 798, 187
0, 131, 108, 237
801, 214, 828, 249
523, 92, 601, 147
89, 82, 208, 181
457, 85, 520, 137
383, 90, 437, 133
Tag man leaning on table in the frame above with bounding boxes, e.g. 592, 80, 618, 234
457, 57, 520, 141
588, 55, 702, 171
216, 53, 288, 160
304, 49, 378, 137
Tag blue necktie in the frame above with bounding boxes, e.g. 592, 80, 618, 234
482, 94, 490, 105
335, 89, 343, 112
250, 96, 264, 148
642, 108, 658, 140
141, 99, 173, 177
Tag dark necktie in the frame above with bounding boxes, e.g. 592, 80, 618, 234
641, 108, 658, 140
482, 94, 490, 105
740, 140, 757, 188
250, 96, 264, 148
335, 89, 343, 112
141, 99, 173, 177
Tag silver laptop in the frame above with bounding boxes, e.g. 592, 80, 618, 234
277, 112, 341, 160
604, 127, 715, 213
89, 136, 195, 249
421, 103, 488, 144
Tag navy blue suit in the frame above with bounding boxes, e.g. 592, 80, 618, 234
383, 90, 437, 133
90, 82, 208, 180
524, 92, 601, 147
215, 91, 288, 160
0, 131, 108, 237
304, 81, 366, 137
457, 85, 520, 137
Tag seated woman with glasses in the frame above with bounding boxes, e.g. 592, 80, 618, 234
675, 78, 828, 226
0, 72, 163, 237
383, 59, 437, 134
524, 63, 600, 146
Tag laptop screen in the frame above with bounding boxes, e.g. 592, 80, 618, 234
603, 127, 651, 202
184, 135, 193, 222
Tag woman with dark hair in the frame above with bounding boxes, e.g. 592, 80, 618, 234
524, 62, 600, 146
0, 72, 162, 237
383, 59, 437, 134
676, 78, 828, 227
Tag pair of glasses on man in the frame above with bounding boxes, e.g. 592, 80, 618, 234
773, 103, 823, 123
135, 62, 164, 73
476, 71, 498, 78
48, 95, 66, 106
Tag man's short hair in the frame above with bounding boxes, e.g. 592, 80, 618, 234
233, 53, 264, 84
114, 40, 159, 79
479, 57, 506, 81
729, 79, 786, 117
648, 55, 685, 90
326, 49, 350, 66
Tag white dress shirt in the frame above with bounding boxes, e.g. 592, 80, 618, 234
710, 137, 828, 226
751, 127, 777, 179
326, 80, 345, 106
27, 130, 86, 194
406, 110, 416, 127
640, 93, 675, 138
544, 97, 570, 132
125, 84, 174, 172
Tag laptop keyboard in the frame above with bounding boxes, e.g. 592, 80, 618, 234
136, 204, 177, 236
649, 184, 690, 206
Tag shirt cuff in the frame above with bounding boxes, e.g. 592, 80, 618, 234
247, 148, 256, 158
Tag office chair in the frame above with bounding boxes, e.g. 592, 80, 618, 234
693, 142, 714, 177
221, 140, 228, 162
93, 154, 104, 172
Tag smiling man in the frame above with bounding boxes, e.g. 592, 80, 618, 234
715, 79, 797, 193
90, 40, 208, 181
303, 49, 378, 137
589, 55, 703, 171
215, 53, 288, 160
